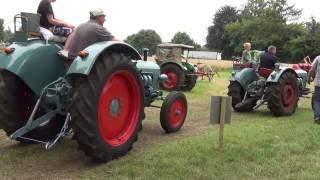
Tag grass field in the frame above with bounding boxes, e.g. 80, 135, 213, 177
0, 68, 317, 179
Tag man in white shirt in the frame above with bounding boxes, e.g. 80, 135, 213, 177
308, 56, 320, 123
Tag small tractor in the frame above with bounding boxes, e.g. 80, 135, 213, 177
228, 55, 310, 116
0, 13, 188, 162
292, 56, 313, 75
155, 43, 198, 91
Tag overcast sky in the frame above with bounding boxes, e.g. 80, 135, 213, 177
1, 0, 319, 45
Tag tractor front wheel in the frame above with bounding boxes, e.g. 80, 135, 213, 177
160, 64, 185, 91
70, 53, 144, 162
160, 91, 187, 133
267, 71, 299, 116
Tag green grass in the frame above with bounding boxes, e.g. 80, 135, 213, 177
0, 74, 317, 179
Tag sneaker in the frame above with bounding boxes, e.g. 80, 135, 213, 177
314, 117, 320, 124
57, 50, 69, 59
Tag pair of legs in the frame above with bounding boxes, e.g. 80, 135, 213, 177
312, 86, 320, 120
64, 32, 74, 51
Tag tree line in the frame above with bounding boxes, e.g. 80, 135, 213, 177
0, 19, 13, 43
1, 0, 319, 62
206, 0, 320, 62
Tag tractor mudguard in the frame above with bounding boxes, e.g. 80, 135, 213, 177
230, 68, 259, 91
160, 61, 187, 72
66, 41, 141, 76
0, 39, 68, 96
266, 67, 298, 83
181, 61, 196, 72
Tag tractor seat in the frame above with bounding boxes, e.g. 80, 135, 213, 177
258, 68, 273, 78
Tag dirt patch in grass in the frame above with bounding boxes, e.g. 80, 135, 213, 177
0, 78, 222, 179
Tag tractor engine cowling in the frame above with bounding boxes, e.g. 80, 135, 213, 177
295, 69, 309, 96
136, 60, 161, 90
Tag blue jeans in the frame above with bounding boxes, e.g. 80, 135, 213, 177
312, 86, 320, 119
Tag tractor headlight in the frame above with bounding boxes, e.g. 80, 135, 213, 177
159, 74, 168, 81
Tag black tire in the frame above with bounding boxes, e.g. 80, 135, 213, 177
227, 81, 256, 112
0, 70, 65, 143
160, 64, 185, 91
70, 53, 144, 162
267, 71, 299, 116
182, 75, 197, 91
160, 91, 187, 133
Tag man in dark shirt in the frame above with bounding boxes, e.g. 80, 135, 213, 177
68, 9, 116, 59
37, 0, 74, 53
259, 45, 279, 69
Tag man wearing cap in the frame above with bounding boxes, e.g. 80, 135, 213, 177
259, 45, 279, 69
68, 9, 116, 59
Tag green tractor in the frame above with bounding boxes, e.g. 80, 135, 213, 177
0, 13, 188, 162
155, 43, 198, 91
228, 60, 310, 116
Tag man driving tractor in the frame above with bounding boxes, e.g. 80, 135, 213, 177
259, 45, 279, 70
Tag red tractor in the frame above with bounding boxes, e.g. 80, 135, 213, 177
292, 56, 312, 75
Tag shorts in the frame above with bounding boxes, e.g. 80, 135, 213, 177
49, 26, 71, 37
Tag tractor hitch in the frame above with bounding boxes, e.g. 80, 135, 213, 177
9, 77, 73, 148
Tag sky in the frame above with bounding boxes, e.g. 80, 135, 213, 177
1, 0, 320, 45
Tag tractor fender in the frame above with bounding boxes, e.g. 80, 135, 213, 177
182, 61, 196, 72
66, 41, 141, 76
160, 61, 187, 72
266, 67, 298, 83
0, 40, 68, 96
230, 68, 259, 91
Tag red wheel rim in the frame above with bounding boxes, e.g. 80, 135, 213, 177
281, 82, 297, 108
98, 70, 141, 147
169, 99, 186, 128
162, 70, 178, 89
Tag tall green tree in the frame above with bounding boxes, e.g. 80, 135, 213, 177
0, 18, 4, 41
125, 29, 162, 55
171, 32, 201, 49
225, 17, 305, 62
206, 5, 239, 58
3, 27, 14, 43
224, 0, 304, 62
242, 0, 302, 21
287, 17, 320, 60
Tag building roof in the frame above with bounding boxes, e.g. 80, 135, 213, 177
157, 43, 194, 49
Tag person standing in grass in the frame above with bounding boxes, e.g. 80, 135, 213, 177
308, 56, 320, 123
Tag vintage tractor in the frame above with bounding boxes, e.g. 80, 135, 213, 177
292, 56, 313, 75
228, 60, 310, 116
155, 43, 198, 91
0, 13, 188, 162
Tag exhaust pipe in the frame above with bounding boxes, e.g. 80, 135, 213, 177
142, 48, 149, 61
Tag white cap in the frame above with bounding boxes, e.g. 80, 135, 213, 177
90, 9, 106, 17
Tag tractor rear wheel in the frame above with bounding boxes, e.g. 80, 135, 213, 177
160, 91, 187, 133
182, 75, 197, 91
267, 71, 298, 116
160, 64, 185, 91
0, 70, 65, 143
70, 53, 144, 162
227, 81, 256, 112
